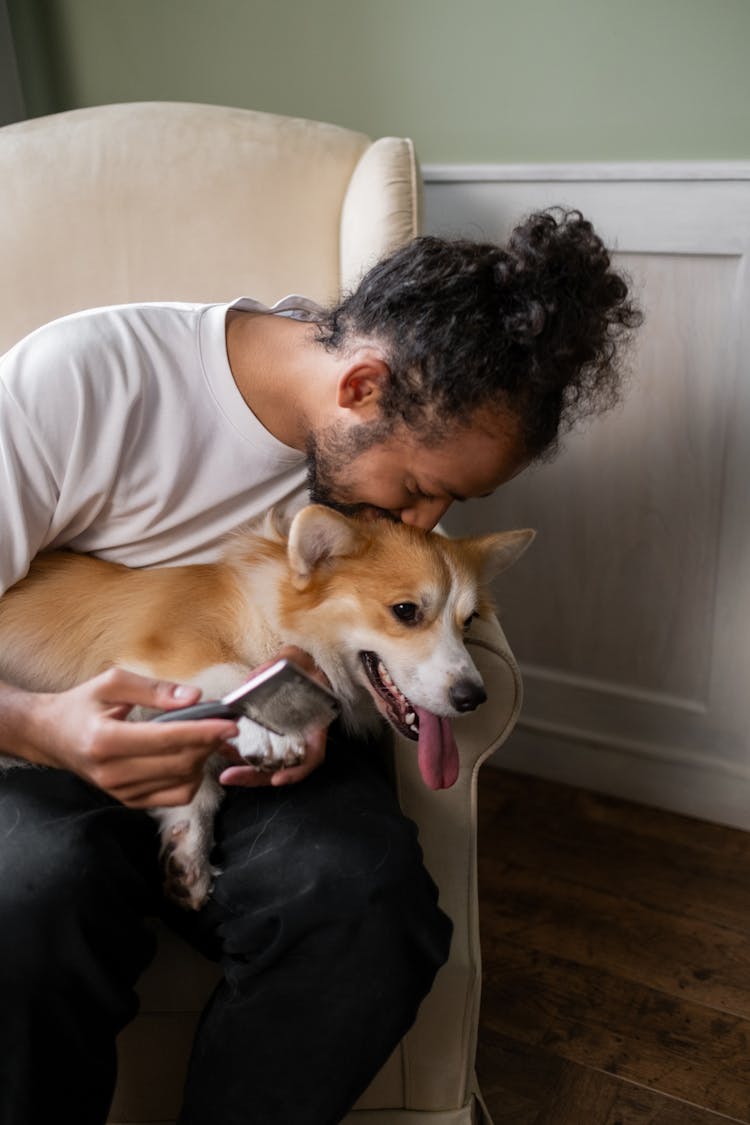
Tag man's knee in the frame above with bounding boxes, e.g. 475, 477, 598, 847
211, 784, 452, 985
309, 802, 448, 937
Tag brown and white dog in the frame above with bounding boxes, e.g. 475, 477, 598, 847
0, 505, 533, 908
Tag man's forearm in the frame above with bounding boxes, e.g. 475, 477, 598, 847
0, 680, 50, 765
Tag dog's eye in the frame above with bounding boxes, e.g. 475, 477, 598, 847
392, 602, 421, 625
463, 612, 477, 630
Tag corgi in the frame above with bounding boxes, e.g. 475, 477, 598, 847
0, 505, 533, 908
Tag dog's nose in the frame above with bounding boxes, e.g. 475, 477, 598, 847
449, 680, 487, 713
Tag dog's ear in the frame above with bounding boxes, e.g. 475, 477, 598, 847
287, 505, 364, 589
470, 528, 536, 581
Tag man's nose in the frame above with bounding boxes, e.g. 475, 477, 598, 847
399, 498, 452, 530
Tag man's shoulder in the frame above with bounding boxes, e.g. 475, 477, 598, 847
4, 300, 220, 375
1, 301, 223, 412
5, 300, 217, 357
41, 299, 212, 342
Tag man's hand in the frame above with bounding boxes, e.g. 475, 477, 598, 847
4, 668, 239, 809
218, 645, 333, 789
1, 646, 333, 804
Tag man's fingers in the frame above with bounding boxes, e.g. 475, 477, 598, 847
271, 740, 327, 786
98, 737, 240, 806
118, 781, 208, 809
91, 716, 239, 758
220, 738, 327, 789
270, 761, 315, 786
90, 666, 202, 711
218, 763, 274, 788
76, 720, 238, 804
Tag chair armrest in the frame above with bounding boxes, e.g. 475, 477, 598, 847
339, 136, 422, 292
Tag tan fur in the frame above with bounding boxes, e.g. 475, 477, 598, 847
0, 553, 250, 690
0, 507, 534, 909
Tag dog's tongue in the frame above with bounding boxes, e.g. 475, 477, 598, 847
415, 707, 459, 790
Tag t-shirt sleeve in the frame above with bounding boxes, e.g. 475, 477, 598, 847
0, 371, 61, 595
0, 316, 108, 595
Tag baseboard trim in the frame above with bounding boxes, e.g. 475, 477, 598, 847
492, 726, 750, 831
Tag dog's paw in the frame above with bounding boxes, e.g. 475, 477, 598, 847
269, 731, 307, 769
235, 720, 306, 772
160, 819, 218, 911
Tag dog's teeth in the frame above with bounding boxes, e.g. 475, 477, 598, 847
406, 712, 416, 726
378, 661, 393, 685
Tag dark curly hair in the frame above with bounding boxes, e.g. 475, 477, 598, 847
317, 208, 642, 460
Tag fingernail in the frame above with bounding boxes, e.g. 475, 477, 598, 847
172, 684, 197, 700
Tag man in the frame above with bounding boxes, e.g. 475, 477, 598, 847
0, 209, 640, 1124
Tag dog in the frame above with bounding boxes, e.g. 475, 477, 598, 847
0, 504, 533, 908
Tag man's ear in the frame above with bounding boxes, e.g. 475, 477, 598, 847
287, 505, 364, 589
336, 350, 391, 417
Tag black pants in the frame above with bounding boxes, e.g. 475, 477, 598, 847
0, 734, 452, 1125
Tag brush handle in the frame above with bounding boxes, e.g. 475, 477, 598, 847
150, 701, 240, 723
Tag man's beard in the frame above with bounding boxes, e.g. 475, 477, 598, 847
305, 418, 397, 520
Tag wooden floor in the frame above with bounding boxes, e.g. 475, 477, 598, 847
476, 767, 750, 1125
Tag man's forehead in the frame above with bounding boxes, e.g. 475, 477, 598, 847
415, 418, 526, 488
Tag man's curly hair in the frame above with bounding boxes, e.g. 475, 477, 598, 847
317, 208, 642, 460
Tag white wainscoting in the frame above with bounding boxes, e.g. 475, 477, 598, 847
423, 162, 750, 828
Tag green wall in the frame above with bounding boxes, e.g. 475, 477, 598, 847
9, 0, 750, 163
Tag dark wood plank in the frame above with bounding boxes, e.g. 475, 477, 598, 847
478, 766, 750, 932
479, 856, 750, 1016
476, 767, 750, 1123
478, 1028, 747, 1125
480, 941, 750, 1119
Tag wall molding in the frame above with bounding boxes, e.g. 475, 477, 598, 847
427, 163, 750, 828
423, 161, 750, 183
520, 661, 708, 716
496, 724, 750, 832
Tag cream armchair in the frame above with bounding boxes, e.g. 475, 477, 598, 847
0, 102, 519, 1124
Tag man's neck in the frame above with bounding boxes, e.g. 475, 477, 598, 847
225, 309, 327, 452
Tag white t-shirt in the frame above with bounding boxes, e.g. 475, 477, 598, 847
0, 296, 322, 595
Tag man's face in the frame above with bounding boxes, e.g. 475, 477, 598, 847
307, 407, 527, 530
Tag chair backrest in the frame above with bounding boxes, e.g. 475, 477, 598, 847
0, 101, 421, 353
